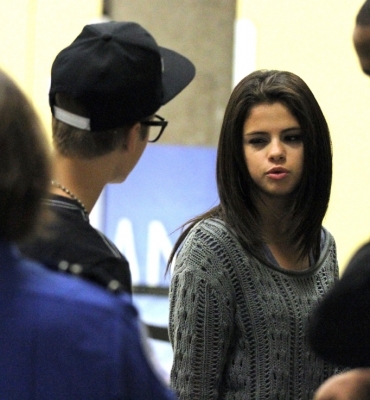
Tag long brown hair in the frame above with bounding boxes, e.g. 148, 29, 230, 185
0, 70, 51, 242
167, 70, 332, 270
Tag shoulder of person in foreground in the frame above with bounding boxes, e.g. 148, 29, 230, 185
2, 251, 175, 400
313, 368, 370, 400
19, 192, 133, 294
307, 241, 370, 368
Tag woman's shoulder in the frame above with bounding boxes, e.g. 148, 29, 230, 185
179, 216, 224, 250
186, 216, 231, 239
172, 218, 240, 296
321, 226, 334, 242
318, 227, 337, 255
175, 217, 246, 275
179, 217, 238, 253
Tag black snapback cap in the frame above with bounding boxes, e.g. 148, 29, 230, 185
49, 21, 196, 131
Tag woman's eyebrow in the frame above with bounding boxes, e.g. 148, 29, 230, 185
244, 127, 301, 136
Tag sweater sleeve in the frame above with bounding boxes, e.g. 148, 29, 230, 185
169, 229, 235, 399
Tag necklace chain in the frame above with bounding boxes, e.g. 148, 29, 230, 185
51, 180, 88, 215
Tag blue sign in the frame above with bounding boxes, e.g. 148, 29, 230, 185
101, 144, 218, 287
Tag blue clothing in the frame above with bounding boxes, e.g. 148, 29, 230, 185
0, 240, 175, 400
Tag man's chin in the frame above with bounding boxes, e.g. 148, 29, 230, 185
109, 177, 126, 184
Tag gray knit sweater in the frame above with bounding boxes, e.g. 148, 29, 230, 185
169, 218, 343, 399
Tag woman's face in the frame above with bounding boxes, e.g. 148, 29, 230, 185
243, 102, 304, 201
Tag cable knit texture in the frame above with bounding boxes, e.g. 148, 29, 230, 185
169, 218, 343, 399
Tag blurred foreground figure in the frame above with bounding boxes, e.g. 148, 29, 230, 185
313, 369, 370, 400
309, 0, 370, 398
20, 21, 195, 294
308, 0, 370, 368
0, 69, 175, 399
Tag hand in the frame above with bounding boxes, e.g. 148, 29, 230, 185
313, 369, 370, 400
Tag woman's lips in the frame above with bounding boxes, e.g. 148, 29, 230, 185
266, 168, 289, 180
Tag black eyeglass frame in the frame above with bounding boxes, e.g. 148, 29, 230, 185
140, 114, 168, 142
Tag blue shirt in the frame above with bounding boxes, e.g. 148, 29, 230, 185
0, 240, 175, 400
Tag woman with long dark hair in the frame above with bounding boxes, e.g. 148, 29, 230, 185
168, 70, 344, 399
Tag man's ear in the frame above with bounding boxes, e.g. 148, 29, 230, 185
121, 122, 141, 151
353, 25, 370, 76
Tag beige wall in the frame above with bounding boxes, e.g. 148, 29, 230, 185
236, 0, 370, 271
108, 0, 236, 146
0, 0, 103, 136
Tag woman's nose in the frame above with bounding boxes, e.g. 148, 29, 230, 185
268, 140, 285, 161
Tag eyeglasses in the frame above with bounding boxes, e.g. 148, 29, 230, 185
140, 114, 168, 143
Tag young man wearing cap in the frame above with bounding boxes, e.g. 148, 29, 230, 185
21, 21, 195, 294
0, 66, 176, 399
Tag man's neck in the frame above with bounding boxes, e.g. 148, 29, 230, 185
51, 154, 109, 214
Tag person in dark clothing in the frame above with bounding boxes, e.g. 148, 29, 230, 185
20, 21, 195, 294
309, 1, 370, 398
309, 243, 370, 367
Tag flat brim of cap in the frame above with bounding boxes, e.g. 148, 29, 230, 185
159, 47, 196, 105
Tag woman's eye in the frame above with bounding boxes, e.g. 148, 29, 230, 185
285, 134, 302, 142
248, 138, 266, 145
